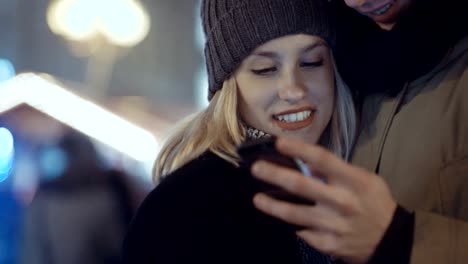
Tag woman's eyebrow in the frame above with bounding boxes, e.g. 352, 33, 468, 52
250, 51, 279, 59
251, 41, 327, 59
301, 42, 326, 53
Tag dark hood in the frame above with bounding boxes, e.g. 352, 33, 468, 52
332, 0, 468, 100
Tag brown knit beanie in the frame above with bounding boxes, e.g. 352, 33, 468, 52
201, 0, 334, 100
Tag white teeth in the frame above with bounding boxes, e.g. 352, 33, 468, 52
298, 112, 304, 120
290, 114, 297, 122
373, 3, 392, 15
275, 110, 312, 123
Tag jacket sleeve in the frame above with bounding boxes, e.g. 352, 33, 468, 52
365, 161, 468, 264
410, 157, 468, 264
367, 206, 414, 264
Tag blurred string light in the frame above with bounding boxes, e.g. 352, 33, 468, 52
0, 59, 15, 83
0, 73, 160, 164
0, 127, 14, 183
47, 0, 150, 47
194, 1, 208, 109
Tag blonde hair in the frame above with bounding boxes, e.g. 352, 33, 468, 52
154, 78, 245, 181
326, 56, 357, 161
153, 55, 356, 183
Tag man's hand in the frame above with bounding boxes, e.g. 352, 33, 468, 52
251, 137, 397, 264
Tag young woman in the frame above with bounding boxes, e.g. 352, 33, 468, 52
122, 0, 356, 263
250, 1, 468, 263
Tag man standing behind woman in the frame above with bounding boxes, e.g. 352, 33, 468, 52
252, 0, 468, 263
122, 0, 356, 263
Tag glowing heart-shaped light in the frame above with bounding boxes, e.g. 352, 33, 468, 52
47, 0, 150, 47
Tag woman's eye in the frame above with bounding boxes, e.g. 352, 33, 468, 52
251, 67, 277, 75
301, 60, 323, 68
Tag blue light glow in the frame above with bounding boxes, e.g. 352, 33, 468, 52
0, 127, 14, 183
38, 146, 68, 181
0, 59, 15, 82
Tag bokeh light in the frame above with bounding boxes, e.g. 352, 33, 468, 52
47, 0, 150, 47
194, 1, 208, 109
38, 147, 68, 181
0, 73, 159, 163
99, 0, 150, 46
0, 59, 15, 83
0, 127, 15, 183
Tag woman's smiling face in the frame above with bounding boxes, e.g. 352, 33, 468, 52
235, 34, 335, 144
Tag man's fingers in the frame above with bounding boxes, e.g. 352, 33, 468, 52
253, 193, 345, 232
275, 137, 369, 187
252, 160, 337, 205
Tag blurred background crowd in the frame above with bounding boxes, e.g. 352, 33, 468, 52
0, 1, 206, 263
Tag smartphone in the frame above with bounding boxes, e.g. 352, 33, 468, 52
237, 136, 314, 205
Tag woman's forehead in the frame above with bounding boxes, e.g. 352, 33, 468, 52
251, 35, 327, 55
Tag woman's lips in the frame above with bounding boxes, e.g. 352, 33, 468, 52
358, 0, 395, 16
273, 107, 316, 131
371, 2, 393, 15
363, 1, 394, 16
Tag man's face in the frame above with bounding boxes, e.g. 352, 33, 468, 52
344, 0, 413, 30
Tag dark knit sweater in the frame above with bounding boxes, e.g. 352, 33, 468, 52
121, 152, 305, 264
122, 151, 413, 263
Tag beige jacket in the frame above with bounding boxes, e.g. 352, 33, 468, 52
352, 35, 468, 264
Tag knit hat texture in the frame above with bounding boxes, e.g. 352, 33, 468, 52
201, 0, 334, 100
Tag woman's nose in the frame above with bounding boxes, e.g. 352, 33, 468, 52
278, 70, 306, 103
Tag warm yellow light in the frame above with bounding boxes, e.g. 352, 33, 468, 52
47, 0, 98, 41
61, 0, 99, 41
99, 0, 150, 47
47, 0, 66, 35
47, 0, 150, 47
